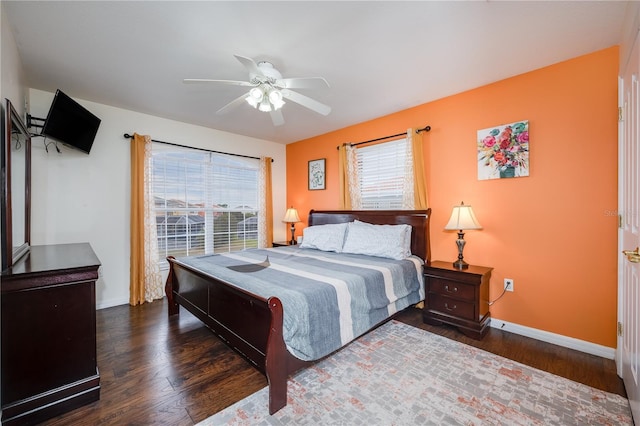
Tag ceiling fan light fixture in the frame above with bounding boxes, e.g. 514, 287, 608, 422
247, 86, 284, 112
258, 98, 272, 112
250, 87, 264, 100
246, 87, 264, 108
268, 89, 285, 110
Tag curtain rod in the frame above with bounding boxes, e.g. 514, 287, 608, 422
123, 133, 273, 162
336, 125, 431, 150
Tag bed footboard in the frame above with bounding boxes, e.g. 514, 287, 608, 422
265, 297, 288, 414
165, 256, 307, 414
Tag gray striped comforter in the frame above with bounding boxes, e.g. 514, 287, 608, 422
176, 246, 424, 361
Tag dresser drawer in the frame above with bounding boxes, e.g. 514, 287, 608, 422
428, 278, 475, 301
428, 293, 475, 320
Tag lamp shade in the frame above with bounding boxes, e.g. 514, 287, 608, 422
245, 85, 285, 112
283, 207, 300, 223
249, 87, 264, 102
444, 202, 482, 231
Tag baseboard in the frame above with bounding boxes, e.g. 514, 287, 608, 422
96, 295, 166, 310
96, 297, 129, 310
490, 317, 616, 360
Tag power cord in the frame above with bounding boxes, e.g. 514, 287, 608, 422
12, 134, 22, 151
43, 137, 61, 153
487, 286, 508, 306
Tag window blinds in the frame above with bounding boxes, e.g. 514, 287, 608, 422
151, 143, 259, 261
356, 138, 407, 209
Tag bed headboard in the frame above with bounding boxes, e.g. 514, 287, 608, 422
307, 209, 431, 263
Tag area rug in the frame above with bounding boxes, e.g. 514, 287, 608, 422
198, 320, 632, 425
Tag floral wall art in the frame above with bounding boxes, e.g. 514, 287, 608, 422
477, 120, 529, 180
308, 158, 326, 190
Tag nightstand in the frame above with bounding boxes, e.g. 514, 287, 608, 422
272, 241, 296, 247
423, 260, 492, 340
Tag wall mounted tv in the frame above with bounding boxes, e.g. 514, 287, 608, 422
42, 89, 101, 154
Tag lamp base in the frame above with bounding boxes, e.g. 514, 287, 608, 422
453, 231, 469, 269
289, 223, 296, 245
453, 259, 469, 270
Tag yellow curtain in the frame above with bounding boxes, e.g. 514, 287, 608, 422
411, 128, 429, 209
338, 144, 361, 209
130, 133, 163, 306
258, 157, 273, 248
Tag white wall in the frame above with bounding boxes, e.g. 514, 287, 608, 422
620, 1, 640, 71
28, 89, 287, 309
1, 2, 27, 116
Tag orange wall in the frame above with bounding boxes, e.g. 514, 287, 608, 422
286, 47, 619, 348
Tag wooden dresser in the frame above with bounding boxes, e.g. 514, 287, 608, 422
423, 260, 492, 340
1, 243, 101, 425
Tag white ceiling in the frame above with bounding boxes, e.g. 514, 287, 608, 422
3, 1, 628, 144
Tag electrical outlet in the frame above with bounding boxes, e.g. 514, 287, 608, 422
504, 278, 514, 292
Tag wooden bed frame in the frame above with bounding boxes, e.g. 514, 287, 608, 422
165, 209, 431, 414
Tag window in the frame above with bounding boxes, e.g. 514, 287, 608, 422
356, 138, 409, 209
151, 143, 259, 262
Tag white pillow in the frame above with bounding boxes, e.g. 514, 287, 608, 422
341, 221, 412, 260
299, 223, 348, 252
353, 220, 412, 257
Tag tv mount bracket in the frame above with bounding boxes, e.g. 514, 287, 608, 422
26, 114, 46, 138
26, 114, 45, 130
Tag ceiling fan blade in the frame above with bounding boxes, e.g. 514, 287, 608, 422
234, 54, 261, 76
216, 92, 249, 115
278, 77, 330, 90
183, 79, 253, 87
281, 89, 331, 116
270, 109, 285, 127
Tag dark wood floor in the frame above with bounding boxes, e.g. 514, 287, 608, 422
41, 299, 626, 425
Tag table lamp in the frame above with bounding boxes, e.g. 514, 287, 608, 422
444, 201, 482, 269
282, 207, 301, 244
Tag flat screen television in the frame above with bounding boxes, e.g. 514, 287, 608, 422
42, 89, 101, 154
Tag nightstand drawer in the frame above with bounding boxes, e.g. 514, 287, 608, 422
428, 294, 475, 321
423, 261, 493, 340
429, 278, 475, 301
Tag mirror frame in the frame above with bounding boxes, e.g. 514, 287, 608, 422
1, 98, 31, 271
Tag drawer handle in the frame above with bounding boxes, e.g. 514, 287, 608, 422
444, 303, 457, 311
444, 285, 458, 293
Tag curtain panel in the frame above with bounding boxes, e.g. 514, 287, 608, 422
130, 133, 163, 305
258, 156, 274, 248
401, 130, 416, 209
338, 144, 361, 209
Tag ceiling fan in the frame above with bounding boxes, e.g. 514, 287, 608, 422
184, 55, 331, 126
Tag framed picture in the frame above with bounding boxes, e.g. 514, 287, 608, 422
308, 158, 326, 190
477, 120, 529, 180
